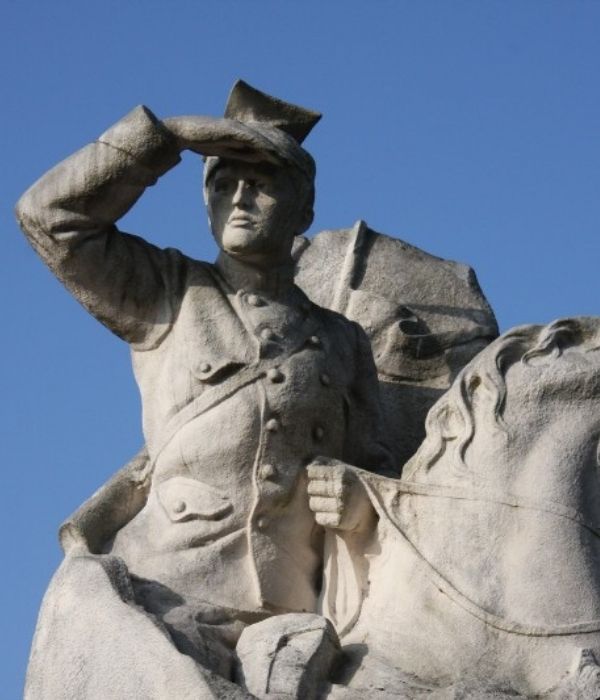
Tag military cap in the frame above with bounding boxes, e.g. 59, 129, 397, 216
205, 80, 319, 184
224, 79, 321, 145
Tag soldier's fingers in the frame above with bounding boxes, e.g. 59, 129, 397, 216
315, 512, 342, 529
307, 479, 343, 497
307, 462, 347, 481
309, 496, 341, 514
307, 463, 334, 480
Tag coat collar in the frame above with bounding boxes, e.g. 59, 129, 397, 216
215, 252, 295, 298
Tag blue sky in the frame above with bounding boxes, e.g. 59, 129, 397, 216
2, 2, 599, 695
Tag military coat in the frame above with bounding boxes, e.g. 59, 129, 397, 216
16, 106, 393, 615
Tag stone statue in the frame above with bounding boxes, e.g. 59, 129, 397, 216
18, 80, 398, 698
23, 81, 596, 699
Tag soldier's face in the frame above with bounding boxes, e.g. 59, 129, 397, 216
206, 160, 307, 267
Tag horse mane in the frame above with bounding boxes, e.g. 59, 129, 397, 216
404, 317, 599, 478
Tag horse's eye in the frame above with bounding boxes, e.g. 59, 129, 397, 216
468, 375, 481, 393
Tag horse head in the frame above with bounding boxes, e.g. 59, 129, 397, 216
407, 317, 600, 488
399, 317, 600, 629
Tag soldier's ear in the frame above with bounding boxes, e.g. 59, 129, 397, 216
296, 204, 313, 236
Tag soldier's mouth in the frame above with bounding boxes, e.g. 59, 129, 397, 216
228, 216, 255, 227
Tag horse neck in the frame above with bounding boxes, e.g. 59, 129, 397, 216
398, 416, 600, 628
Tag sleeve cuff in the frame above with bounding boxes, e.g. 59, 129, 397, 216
98, 105, 181, 176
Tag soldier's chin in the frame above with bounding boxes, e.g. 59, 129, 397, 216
221, 228, 264, 257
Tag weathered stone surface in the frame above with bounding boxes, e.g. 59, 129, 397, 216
25, 555, 251, 699
310, 317, 600, 698
294, 221, 498, 466
236, 613, 340, 699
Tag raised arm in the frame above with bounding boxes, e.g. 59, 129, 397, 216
15, 106, 188, 348
15, 106, 282, 348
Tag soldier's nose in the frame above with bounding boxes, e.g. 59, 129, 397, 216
232, 180, 252, 207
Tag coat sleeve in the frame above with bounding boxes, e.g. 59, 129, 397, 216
15, 105, 186, 350
343, 321, 398, 475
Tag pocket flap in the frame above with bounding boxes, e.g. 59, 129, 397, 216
156, 476, 232, 522
192, 357, 245, 384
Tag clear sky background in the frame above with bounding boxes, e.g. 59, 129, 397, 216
2, 2, 599, 696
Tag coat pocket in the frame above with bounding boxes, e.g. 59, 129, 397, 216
156, 476, 232, 522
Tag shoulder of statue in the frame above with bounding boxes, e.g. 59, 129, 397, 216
172, 255, 219, 287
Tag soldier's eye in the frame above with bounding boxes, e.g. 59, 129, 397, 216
246, 179, 266, 190
214, 178, 233, 193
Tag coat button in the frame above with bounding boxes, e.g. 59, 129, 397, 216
267, 368, 284, 383
313, 425, 325, 441
247, 293, 264, 307
266, 418, 280, 432
259, 463, 277, 479
301, 301, 311, 313
257, 516, 270, 530
320, 372, 331, 386
199, 362, 212, 374
172, 500, 186, 514
308, 335, 321, 347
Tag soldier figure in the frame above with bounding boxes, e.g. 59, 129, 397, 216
18, 81, 394, 693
